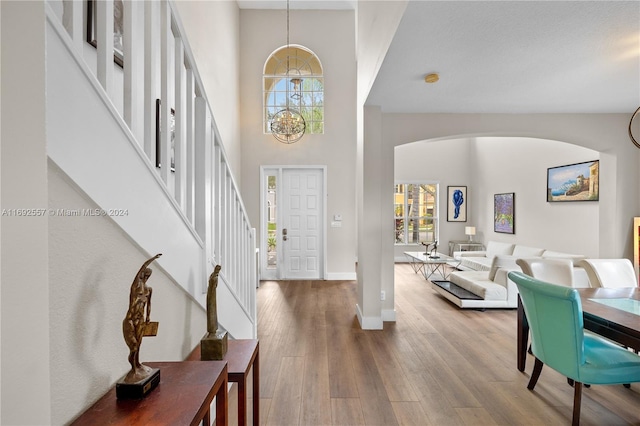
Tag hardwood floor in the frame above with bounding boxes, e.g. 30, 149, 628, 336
256, 264, 640, 425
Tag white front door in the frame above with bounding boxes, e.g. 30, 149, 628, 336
282, 168, 323, 279
260, 167, 325, 280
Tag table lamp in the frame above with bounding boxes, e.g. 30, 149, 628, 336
465, 226, 476, 242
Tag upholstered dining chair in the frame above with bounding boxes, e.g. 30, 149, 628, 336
516, 258, 576, 287
508, 271, 640, 426
516, 257, 596, 385
577, 258, 638, 288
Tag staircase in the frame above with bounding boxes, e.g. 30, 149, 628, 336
46, 0, 257, 338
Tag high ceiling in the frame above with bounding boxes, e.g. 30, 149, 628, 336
239, 1, 640, 114
367, 1, 640, 113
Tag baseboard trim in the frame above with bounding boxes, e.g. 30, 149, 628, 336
382, 309, 396, 322
326, 272, 357, 280
355, 304, 383, 330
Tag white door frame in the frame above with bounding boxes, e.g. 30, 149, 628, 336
260, 165, 327, 280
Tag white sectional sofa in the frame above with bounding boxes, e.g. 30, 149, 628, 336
430, 241, 588, 309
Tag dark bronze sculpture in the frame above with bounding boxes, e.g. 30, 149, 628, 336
117, 254, 162, 399
200, 265, 228, 360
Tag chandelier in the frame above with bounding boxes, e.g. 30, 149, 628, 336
270, 0, 306, 144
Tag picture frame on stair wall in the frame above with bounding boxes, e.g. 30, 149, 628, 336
86, 0, 124, 68
155, 99, 176, 172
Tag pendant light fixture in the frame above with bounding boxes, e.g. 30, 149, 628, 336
270, 0, 306, 144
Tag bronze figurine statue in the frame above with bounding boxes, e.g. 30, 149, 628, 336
201, 264, 228, 360
207, 265, 222, 333
122, 253, 161, 384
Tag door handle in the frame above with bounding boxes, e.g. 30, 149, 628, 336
282, 228, 287, 241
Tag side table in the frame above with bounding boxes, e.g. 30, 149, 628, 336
71, 361, 228, 426
188, 339, 260, 426
448, 240, 484, 256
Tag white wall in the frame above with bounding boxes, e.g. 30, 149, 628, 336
393, 138, 474, 260
472, 137, 600, 256
1, 2, 51, 425
383, 113, 640, 259
239, 9, 357, 278
175, 0, 242, 184
48, 163, 207, 424
395, 137, 601, 259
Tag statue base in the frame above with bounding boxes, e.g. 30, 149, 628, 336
200, 330, 228, 360
116, 368, 160, 399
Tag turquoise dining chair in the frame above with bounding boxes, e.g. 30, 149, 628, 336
508, 271, 640, 426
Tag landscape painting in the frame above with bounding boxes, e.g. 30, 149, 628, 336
494, 193, 515, 234
547, 160, 599, 202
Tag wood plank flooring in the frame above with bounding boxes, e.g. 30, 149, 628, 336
256, 264, 640, 425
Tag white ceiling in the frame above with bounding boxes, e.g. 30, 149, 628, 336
239, 1, 640, 114
367, 1, 640, 113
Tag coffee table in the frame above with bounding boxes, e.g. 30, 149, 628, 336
404, 251, 461, 280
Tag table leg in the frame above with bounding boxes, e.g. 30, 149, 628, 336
238, 378, 247, 426
425, 263, 446, 280
517, 295, 529, 372
215, 374, 228, 426
253, 346, 260, 426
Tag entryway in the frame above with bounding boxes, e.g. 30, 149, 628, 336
260, 166, 326, 280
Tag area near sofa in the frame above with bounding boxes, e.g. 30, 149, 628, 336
429, 241, 588, 309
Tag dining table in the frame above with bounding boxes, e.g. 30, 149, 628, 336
517, 287, 640, 372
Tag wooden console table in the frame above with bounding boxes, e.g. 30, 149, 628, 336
71, 361, 228, 426
188, 339, 260, 426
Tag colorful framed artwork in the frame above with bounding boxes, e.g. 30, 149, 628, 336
634, 217, 640, 285
494, 193, 515, 234
547, 160, 599, 202
447, 186, 467, 222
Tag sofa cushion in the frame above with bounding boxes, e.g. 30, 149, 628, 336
488, 255, 521, 281
512, 245, 545, 258
449, 271, 508, 300
485, 241, 515, 258
459, 257, 493, 271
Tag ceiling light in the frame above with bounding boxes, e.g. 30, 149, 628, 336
424, 73, 439, 84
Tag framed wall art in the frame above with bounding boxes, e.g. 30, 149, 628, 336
87, 0, 124, 67
447, 186, 467, 222
634, 217, 640, 285
494, 193, 515, 234
547, 160, 599, 202
155, 99, 176, 172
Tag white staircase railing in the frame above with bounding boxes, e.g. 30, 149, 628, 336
50, 0, 257, 335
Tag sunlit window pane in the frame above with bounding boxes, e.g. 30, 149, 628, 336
264, 46, 324, 135
394, 183, 439, 245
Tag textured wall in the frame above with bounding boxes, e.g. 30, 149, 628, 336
48, 163, 207, 425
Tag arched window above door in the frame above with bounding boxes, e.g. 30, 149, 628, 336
263, 45, 324, 135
